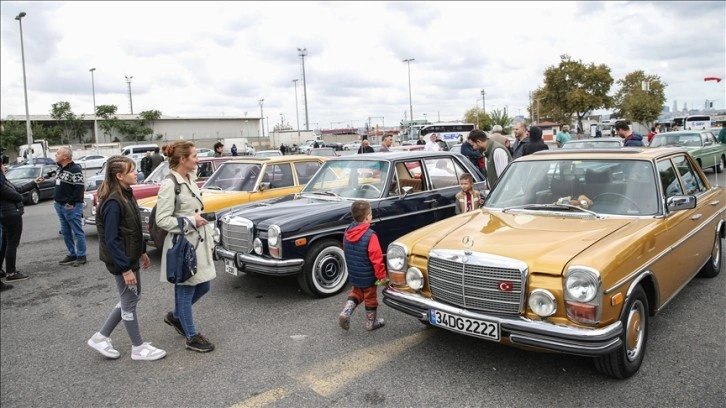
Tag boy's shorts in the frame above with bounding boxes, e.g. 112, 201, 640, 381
348, 286, 378, 309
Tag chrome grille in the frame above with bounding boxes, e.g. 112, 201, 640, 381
427, 249, 527, 314
221, 217, 254, 254
83, 196, 95, 219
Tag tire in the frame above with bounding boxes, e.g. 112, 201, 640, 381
297, 239, 348, 298
698, 231, 722, 278
714, 156, 725, 174
594, 285, 649, 379
28, 189, 40, 205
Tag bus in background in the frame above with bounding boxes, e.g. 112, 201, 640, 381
673, 115, 711, 131
420, 123, 476, 148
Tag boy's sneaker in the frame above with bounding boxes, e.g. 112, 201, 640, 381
6, 272, 29, 281
186, 334, 215, 353
131, 342, 167, 361
59, 256, 77, 265
87, 332, 121, 359
73, 256, 87, 266
164, 312, 185, 336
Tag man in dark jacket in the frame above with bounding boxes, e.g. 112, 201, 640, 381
461, 134, 485, 178
140, 151, 152, 176
53, 147, 87, 266
150, 147, 164, 173
615, 121, 644, 146
522, 126, 549, 156
357, 139, 374, 154
511, 122, 529, 159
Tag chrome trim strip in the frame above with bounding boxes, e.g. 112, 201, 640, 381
214, 246, 304, 274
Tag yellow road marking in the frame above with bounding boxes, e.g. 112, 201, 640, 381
230, 387, 288, 408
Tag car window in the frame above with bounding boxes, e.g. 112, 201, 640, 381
197, 162, 213, 179
204, 163, 261, 191
424, 158, 458, 189
294, 161, 322, 185
302, 160, 390, 199
672, 155, 707, 195
267, 163, 294, 189
657, 159, 683, 198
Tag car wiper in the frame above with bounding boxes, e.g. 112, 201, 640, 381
503, 203, 601, 218
311, 191, 340, 198
205, 185, 223, 191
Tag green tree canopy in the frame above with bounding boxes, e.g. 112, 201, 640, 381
488, 108, 513, 134
50, 101, 86, 143
613, 70, 667, 128
463, 108, 491, 131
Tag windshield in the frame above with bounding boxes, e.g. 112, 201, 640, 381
562, 140, 621, 149
202, 162, 262, 191
6, 167, 40, 180
302, 160, 390, 199
143, 162, 170, 183
649, 133, 701, 148
486, 159, 659, 216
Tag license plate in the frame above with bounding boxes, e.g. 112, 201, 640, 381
224, 259, 238, 276
429, 309, 500, 341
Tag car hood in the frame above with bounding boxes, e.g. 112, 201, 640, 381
137, 189, 253, 212
225, 196, 353, 233
405, 210, 632, 276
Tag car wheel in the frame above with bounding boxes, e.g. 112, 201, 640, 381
28, 188, 40, 205
698, 231, 722, 278
297, 239, 347, 298
593, 285, 648, 379
715, 156, 725, 173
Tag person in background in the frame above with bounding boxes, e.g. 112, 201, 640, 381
424, 133, 441, 151
338, 200, 386, 332
555, 125, 571, 148
461, 132, 486, 178
150, 147, 164, 173
357, 139, 374, 154
511, 122, 529, 159
156, 141, 217, 353
595, 128, 602, 138
53, 147, 87, 266
140, 151, 152, 176
88, 155, 166, 361
454, 173, 483, 214
646, 127, 657, 144
0, 156, 43, 282
470, 129, 511, 189
280, 144, 286, 155
379, 134, 393, 152
231, 144, 238, 156
210, 142, 224, 157
522, 126, 549, 156
416, 135, 426, 145
718, 127, 726, 144
615, 121, 644, 146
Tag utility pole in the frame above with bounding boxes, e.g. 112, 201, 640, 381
125, 75, 134, 114
258, 99, 265, 137
298, 48, 309, 130
481, 89, 486, 113
403, 58, 415, 123
293, 80, 300, 141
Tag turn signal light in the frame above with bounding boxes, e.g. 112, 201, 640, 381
389, 270, 406, 286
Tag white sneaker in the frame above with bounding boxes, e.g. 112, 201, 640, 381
131, 342, 167, 361
87, 332, 121, 359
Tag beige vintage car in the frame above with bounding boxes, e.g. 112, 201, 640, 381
383, 147, 724, 379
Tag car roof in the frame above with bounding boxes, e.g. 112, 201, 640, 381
519, 147, 688, 161
225, 154, 327, 164
326, 151, 460, 161
565, 137, 622, 143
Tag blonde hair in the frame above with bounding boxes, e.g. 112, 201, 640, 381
97, 155, 135, 203
162, 141, 196, 170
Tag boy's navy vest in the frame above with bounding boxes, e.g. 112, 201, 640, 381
344, 226, 376, 288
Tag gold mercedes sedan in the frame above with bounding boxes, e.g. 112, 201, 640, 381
383, 147, 724, 379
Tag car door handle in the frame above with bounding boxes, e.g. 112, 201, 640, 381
690, 214, 703, 220
710, 201, 720, 206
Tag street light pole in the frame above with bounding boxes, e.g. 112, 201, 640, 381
15, 12, 33, 165
403, 58, 415, 123
293, 79, 301, 141
258, 99, 265, 137
90, 68, 99, 149
298, 48, 309, 130
481, 89, 486, 113
125, 75, 134, 114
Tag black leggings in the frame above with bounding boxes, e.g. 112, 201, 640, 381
0, 215, 23, 274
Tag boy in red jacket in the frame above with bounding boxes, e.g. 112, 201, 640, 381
338, 200, 386, 331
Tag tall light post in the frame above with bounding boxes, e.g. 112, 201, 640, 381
125, 75, 134, 114
297, 48, 309, 130
89, 68, 99, 148
403, 58, 415, 123
15, 11, 33, 164
258, 99, 265, 138
480, 89, 486, 113
293, 79, 301, 141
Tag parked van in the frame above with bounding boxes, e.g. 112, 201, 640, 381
120, 144, 157, 156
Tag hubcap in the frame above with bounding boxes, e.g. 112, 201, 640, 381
313, 249, 346, 292
713, 237, 721, 270
625, 300, 645, 362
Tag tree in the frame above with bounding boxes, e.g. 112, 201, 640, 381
49, 101, 86, 143
463, 107, 492, 130
0, 120, 26, 154
612, 70, 667, 128
539, 54, 614, 133
139, 110, 162, 139
96, 104, 119, 143
488, 108, 513, 134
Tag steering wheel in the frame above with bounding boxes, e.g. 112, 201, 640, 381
592, 192, 641, 213
359, 184, 381, 195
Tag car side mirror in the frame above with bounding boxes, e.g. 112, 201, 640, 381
666, 195, 696, 212
401, 186, 414, 197
259, 182, 271, 191
704, 140, 712, 146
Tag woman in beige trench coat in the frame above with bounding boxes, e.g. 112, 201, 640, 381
155, 141, 216, 353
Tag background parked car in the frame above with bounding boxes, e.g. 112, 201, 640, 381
561, 137, 623, 149
649, 130, 725, 173
9, 157, 56, 168
308, 147, 338, 157
85, 155, 145, 192
4, 164, 57, 205
255, 150, 283, 158
76, 154, 109, 169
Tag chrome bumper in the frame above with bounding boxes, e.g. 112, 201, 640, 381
382, 287, 623, 357
214, 246, 304, 275
83, 216, 96, 226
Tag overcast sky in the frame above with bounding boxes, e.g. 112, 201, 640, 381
1, 1, 724, 132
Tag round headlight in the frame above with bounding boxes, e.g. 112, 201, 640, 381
528, 289, 556, 317
213, 226, 221, 244
405, 267, 424, 291
268, 225, 281, 247
253, 237, 263, 255
386, 244, 407, 270
565, 269, 599, 303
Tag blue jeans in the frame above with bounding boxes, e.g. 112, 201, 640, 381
174, 281, 210, 339
54, 202, 86, 257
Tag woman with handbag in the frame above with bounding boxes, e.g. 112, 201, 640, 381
156, 141, 216, 353
88, 156, 166, 361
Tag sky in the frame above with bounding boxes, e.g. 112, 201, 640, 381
1, 1, 725, 133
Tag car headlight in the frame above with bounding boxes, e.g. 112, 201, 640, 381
253, 237, 263, 255
268, 225, 281, 247
528, 289, 556, 317
213, 226, 221, 244
405, 267, 424, 291
565, 268, 600, 303
386, 243, 407, 271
